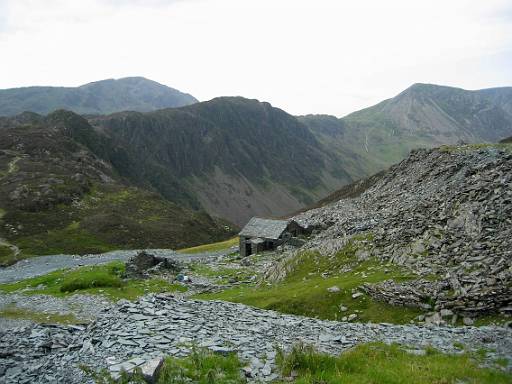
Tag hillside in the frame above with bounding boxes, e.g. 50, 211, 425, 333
302, 84, 512, 170
1, 83, 511, 231
89, 97, 369, 225
0, 77, 197, 116
0, 111, 235, 265
263, 143, 512, 322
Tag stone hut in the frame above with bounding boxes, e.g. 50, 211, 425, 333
239, 217, 308, 257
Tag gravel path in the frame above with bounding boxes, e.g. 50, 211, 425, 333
1, 293, 511, 383
0, 249, 228, 284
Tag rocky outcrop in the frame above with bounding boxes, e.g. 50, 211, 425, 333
125, 251, 182, 278
288, 145, 512, 316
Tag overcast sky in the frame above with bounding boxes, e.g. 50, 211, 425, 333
1, 0, 511, 116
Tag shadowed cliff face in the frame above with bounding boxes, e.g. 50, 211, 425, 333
90, 97, 359, 225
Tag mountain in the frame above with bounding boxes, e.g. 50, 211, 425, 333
0, 111, 235, 265
1, 81, 511, 240
88, 97, 369, 226
302, 83, 512, 169
0, 77, 197, 116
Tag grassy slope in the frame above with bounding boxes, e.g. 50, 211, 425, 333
197, 239, 424, 324
1, 184, 235, 263
276, 342, 511, 384
0, 306, 80, 325
0, 261, 187, 301
178, 237, 238, 254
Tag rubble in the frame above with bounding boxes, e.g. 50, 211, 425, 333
1, 294, 511, 383
289, 146, 512, 316
125, 251, 182, 278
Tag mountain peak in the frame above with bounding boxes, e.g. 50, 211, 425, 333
0, 77, 197, 116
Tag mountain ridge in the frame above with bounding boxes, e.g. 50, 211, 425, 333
0, 77, 197, 116
88, 96, 361, 225
301, 83, 512, 172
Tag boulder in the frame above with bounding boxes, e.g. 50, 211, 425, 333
141, 357, 164, 383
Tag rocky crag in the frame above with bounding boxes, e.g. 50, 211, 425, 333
271, 144, 512, 323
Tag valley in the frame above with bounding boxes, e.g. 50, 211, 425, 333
0, 80, 511, 383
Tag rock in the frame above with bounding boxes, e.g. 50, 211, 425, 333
347, 314, 358, 321
242, 366, 253, 378
425, 312, 443, 326
2, 289, 512, 383
463, 317, 475, 326
351, 292, 363, 299
208, 346, 235, 356
406, 349, 426, 356
141, 357, 164, 383
440, 309, 453, 318
327, 286, 340, 293
176, 274, 191, 283
126, 251, 182, 278
339, 305, 348, 312
261, 363, 272, 376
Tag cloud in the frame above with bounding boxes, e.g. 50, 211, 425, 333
0, 0, 511, 116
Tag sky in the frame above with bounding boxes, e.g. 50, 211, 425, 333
0, 0, 511, 117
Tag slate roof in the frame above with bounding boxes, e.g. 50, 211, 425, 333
239, 217, 290, 240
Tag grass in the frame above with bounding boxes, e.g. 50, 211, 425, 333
14, 226, 116, 257
82, 347, 245, 384
439, 143, 512, 153
157, 347, 245, 384
473, 314, 512, 327
196, 238, 424, 323
275, 342, 512, 384
178, 237, 238, 254
0, 261, 187, 300
1, 183, 236, 263
188, 263, 257, 284
0, 244, 15, 264
0, 305, 80, 325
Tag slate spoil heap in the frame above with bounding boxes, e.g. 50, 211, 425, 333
125, 251, 182, 278
2, 294, 512, 383
291, 145, 512, 320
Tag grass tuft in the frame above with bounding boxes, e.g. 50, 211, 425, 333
158, 347, 245, 384
60, 265, 124, 292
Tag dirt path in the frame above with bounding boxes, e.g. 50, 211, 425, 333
0, 155, 22, 263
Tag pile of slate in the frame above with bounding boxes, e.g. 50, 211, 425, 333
287, 145, 512, 316
2, 293, 511, 383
